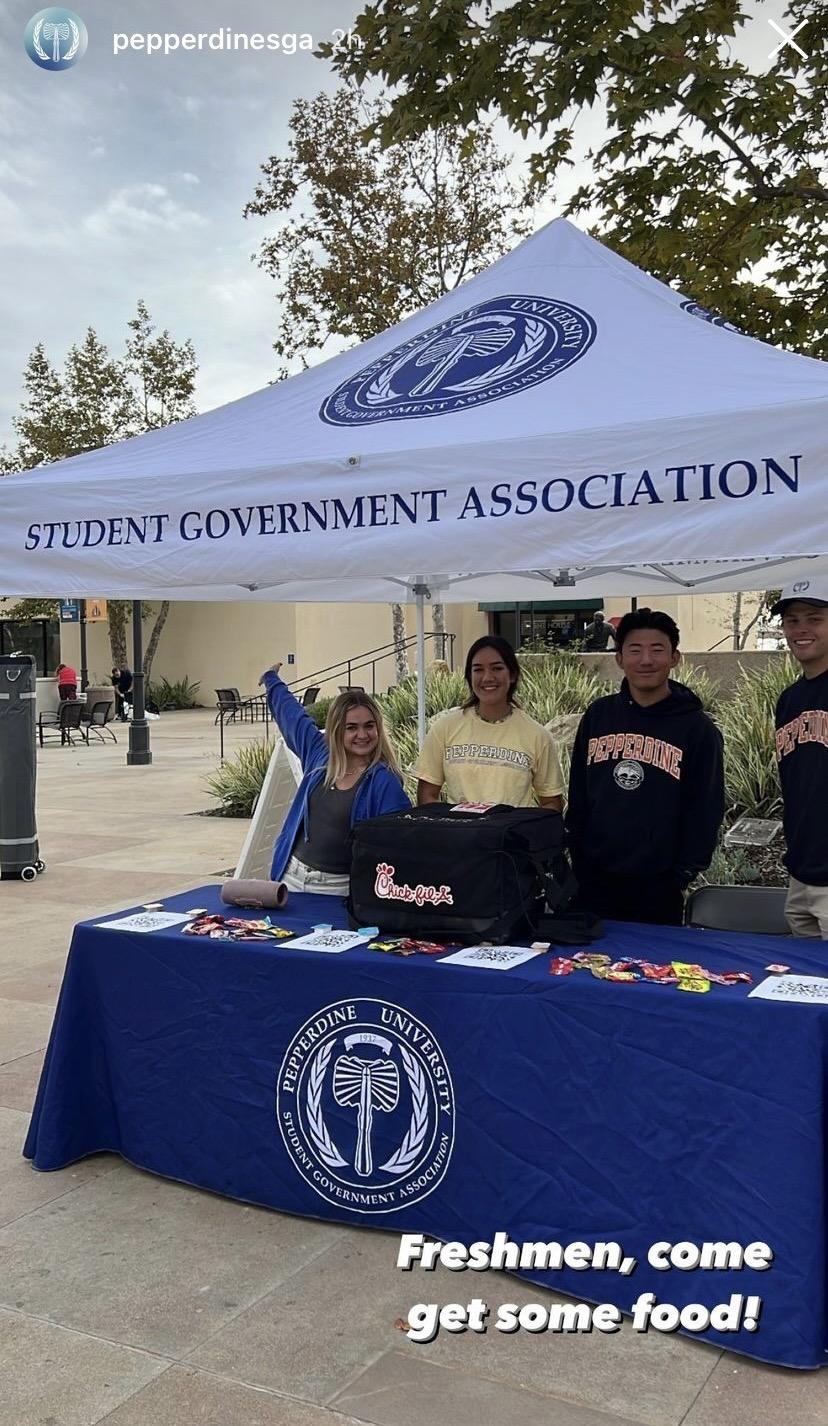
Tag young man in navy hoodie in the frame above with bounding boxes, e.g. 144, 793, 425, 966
773, 578, 828, 938
567, 608, 724, 925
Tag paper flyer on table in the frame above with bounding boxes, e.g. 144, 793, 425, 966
438, 945, 544, 971
749, 974, 828, 1006
286, 929, 369, 954
97, 911, 192, 933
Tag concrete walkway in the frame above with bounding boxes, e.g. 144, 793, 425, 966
0, 711, 823, 1426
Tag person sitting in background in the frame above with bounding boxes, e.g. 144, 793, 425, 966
261, 662, 410, 896
414, 635, 564, 810
56, 664, 77, 701
111, 666, 133, 721
567, 608, 724, 926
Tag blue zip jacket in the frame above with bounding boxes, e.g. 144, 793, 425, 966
262, 671, 411, 880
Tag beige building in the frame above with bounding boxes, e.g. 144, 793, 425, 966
48, 590, 761, 705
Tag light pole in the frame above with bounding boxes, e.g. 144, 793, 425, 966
79, 599, 89, 692
127, 599, 152, 766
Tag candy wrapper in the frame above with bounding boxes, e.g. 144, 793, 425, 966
184, 913, 293, 942
368, 939, 417, 957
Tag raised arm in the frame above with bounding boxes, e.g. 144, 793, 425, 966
260, 664, 327, 772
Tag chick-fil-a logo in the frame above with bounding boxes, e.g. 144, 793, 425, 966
374, 862, 454, 908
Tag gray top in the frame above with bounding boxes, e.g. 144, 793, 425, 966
293, 776, 362, 874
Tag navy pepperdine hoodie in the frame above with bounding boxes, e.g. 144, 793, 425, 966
566, 679, 724, 885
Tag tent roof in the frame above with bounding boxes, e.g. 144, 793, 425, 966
3, 218, 827, 601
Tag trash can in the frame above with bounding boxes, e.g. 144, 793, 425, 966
0, 655, 44, 881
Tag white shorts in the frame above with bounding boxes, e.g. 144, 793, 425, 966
282, 855, 350, 898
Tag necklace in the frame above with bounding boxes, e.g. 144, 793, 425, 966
475, 706, 513, 725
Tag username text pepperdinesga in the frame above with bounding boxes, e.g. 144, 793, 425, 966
112, 28, 361, 57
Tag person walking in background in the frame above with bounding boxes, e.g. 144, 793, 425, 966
261, 663, 410, 896
773, 579, 828, 938
567, 608, 724, 925
55, 663, 77, 701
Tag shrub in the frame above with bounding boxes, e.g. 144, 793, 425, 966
305, 695, 335, 729
387, 722, 421, 800
204, 739, 273, 817
147, 675, 201, 710
695, 841, 757, 887
517, 653, 612, 722
674, 663, 721, 712
378, 670, 468, 735
718, 659, 797, 819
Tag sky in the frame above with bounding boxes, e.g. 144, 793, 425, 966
0, 0, 796, 449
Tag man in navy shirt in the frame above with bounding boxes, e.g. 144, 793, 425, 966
773, 578, 828, 938
567, 608, 723, 925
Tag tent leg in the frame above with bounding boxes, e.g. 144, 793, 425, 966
415, 581, 427, 748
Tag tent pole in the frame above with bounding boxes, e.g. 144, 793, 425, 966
414, 580, 427, 747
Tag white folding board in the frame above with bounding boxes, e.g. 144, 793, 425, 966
234, 736, 302, 880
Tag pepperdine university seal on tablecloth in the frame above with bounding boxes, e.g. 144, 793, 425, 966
277, 998, 455, 1214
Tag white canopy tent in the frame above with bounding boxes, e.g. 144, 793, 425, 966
2, 217, 827, 733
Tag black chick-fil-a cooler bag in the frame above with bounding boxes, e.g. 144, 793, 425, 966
347, 803, 570, 943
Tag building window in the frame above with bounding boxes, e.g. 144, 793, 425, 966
487, 603, 602, 650
0, 619, 60, 676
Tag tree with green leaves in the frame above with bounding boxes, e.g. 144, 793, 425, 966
2, 304, 197, 678
244, 85, 528, 676
331, 0, 827, 355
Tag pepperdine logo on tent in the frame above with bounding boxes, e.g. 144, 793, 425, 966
277, 997, 455, 1213
319, 295, 597, 426
24, 8, 87, 68
680, 300, 742, 334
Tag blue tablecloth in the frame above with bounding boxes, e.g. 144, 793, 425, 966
24, 885, 828, 1368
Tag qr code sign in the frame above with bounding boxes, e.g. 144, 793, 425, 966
286, 930, 369, 954
439, 944, 544, 971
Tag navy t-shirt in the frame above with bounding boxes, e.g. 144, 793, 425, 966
775, 669, 828, 885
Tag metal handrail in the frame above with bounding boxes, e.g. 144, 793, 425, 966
217, 630, 455, 760
284, 630, 454, 699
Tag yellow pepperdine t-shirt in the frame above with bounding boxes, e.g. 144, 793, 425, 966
413, 706, 564, 807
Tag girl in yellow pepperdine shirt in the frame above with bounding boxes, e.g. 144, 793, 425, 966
414, 636, 564, 809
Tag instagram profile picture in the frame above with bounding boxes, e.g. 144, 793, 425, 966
25, 8, 88, 70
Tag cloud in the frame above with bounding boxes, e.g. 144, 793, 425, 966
0, 158, 35, 188
207, 274, 262, 306
178, 171, 201, 185
0, 92, 28, 140
82, 183, 207, 239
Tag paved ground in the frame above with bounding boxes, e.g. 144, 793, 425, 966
1, 710, 825, 1426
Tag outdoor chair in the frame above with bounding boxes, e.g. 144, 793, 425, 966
214, 687, 267, 725
684, 884, 789, 936
338, 684, 365, 694
39, 700, 84, 748
301, 686, 320, 707
86, 700, 118, 744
